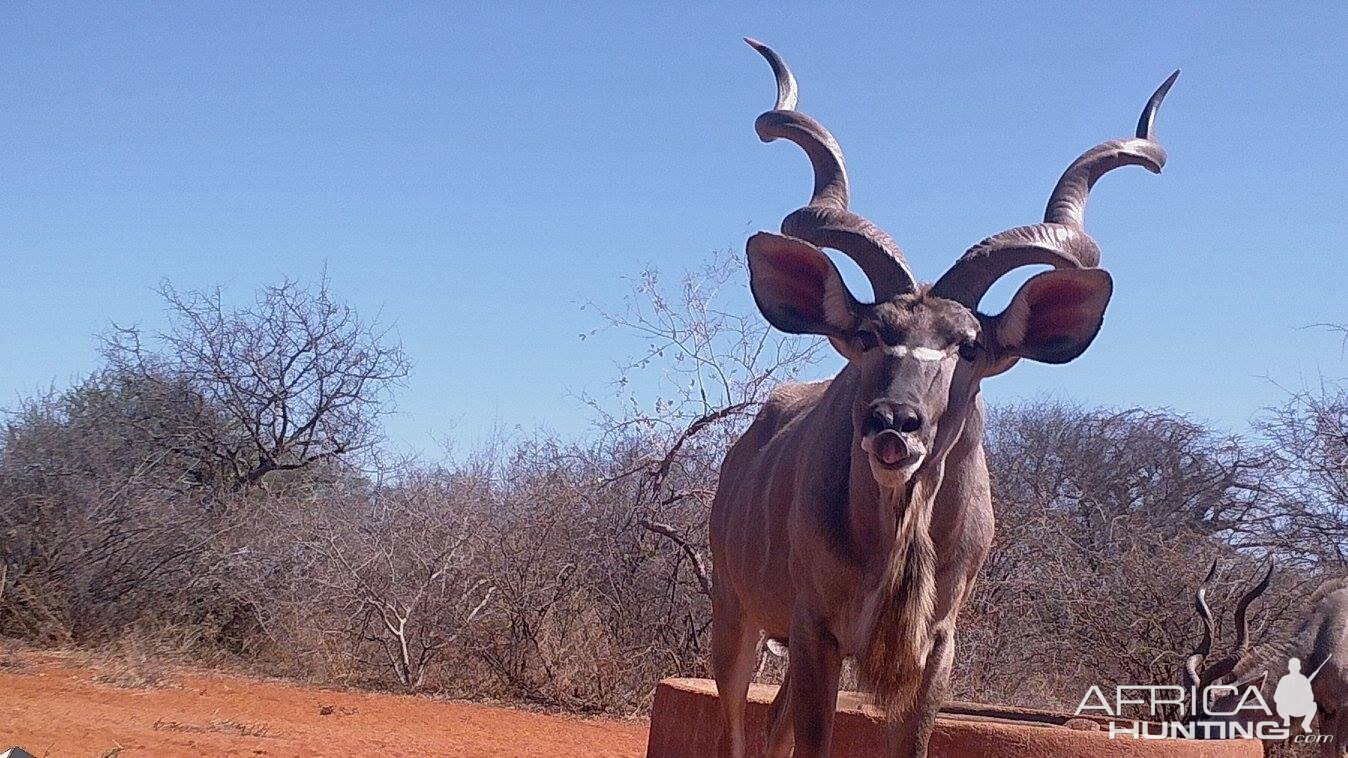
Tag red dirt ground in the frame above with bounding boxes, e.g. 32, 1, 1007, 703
0, 652, 648, 756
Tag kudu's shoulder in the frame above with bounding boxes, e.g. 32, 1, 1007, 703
1305, 577, 1348, 623
745, 378, 838, 439
719, 378, 834, 473
762, 378, 832, 418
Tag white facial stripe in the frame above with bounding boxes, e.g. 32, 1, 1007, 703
893, 345, 948, 361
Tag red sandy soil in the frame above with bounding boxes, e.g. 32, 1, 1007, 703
0, 652, 648, 756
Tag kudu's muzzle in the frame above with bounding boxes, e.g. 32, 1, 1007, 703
860, 400, 927, 481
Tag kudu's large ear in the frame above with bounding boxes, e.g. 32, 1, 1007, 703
747, 232, 863, 356
991, 268, 1113, 366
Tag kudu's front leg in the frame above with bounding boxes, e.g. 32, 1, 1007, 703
764, 670, 794, 757
888, 624, 956, 757
711, 592, 759, 758
789, 608, 842, 757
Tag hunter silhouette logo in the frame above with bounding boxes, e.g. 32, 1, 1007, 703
1275, 656, 1329, 732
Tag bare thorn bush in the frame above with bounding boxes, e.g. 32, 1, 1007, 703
2, 267, 1345, 718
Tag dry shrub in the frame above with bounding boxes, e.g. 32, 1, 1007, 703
953, 403, 1314, 710
2, 267, 1346, 720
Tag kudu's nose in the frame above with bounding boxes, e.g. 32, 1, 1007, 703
868, 402, 923, 435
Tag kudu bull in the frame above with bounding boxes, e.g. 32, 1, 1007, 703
1183, 565, 1348, 754
709, 39, 1177, 757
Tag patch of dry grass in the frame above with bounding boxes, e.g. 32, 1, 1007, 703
153, 717, 278, 738
0, 637, 29, 672
89, 639, 172, 690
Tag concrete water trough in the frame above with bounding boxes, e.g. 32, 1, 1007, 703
645, 678, 1262, 757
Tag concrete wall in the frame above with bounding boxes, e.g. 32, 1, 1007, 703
645, 678, 1263, 757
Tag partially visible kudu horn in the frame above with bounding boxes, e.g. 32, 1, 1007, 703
1197, 561, 1275, 687
746, 38, 918, 301
1182, 559, 1218, 690
932, 71, 1179, 310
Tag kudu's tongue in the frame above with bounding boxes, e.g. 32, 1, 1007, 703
873, 431, 909, 465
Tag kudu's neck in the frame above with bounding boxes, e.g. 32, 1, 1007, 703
845, 450, 903, 554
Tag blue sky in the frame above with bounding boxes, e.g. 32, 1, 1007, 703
2, 3, 1346, 455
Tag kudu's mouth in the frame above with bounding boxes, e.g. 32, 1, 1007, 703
861, 429, 926, 483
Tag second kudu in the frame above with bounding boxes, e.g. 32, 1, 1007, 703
1183, 565, 1348, 754
710, 39, 1178, 756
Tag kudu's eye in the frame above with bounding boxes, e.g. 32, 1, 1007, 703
854, 329, 880, 353
958, 338, 982, 362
